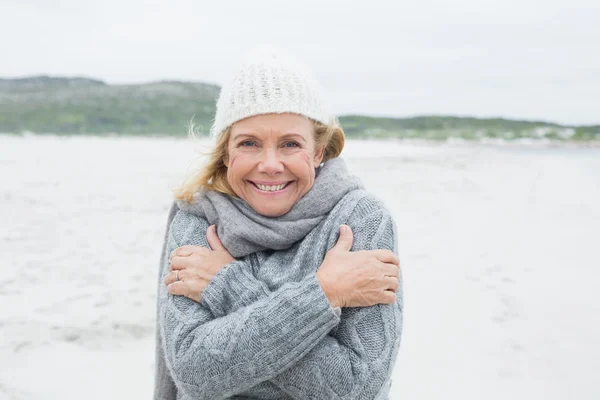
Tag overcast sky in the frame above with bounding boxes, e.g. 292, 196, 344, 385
1, 0, 599, 125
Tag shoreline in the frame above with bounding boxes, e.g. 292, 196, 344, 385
2, 132, 600, 149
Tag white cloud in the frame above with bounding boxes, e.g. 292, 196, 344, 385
1, 0, 598, 124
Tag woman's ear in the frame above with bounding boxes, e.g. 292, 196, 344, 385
314, 145, 326, 165
223, 148, 230, 168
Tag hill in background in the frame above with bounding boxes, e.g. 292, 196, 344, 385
1, 76, 598, 140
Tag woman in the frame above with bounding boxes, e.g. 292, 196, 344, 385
154, 47, 403, 399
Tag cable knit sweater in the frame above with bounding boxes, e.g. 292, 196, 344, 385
154, 189, 403, 399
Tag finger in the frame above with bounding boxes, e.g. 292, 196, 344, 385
384, 276, 399, 292
381, 262, 400, 278
373, 249, 400, 266
333, 225, 354, 252
170, 255, 200, 271
206, 225, 226, 251
168, 280, 206, 303
379, 290, 397, 305
164, 270, 178, 285
169, 246, 193, 261
167, 281, 187, 296
165, 268, 189, 285
170, 252, 210, 270
169, 245, 209, 262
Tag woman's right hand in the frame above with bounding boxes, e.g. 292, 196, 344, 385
315, 225, 400, 308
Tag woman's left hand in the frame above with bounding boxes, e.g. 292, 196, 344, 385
164, 225, 235, 303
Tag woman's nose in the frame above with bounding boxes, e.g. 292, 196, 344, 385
257, 148, 284, 175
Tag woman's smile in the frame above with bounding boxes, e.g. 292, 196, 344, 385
225, 113, 325, 217
247, 180, 295, 195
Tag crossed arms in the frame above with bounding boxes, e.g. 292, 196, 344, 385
155, 199, 403, 399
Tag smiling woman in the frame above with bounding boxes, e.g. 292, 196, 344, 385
174, 113, 345, 217
154, 46, 403, 400
226, 114, 323, 217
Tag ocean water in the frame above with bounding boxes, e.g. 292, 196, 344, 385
1, 135, 599, 399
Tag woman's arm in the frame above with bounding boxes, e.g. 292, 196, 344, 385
157, 210, 342, 399
165, 196, 403, 399
200, 259, 271, 317
201, 196, 403, 399
274, 201, 402, 399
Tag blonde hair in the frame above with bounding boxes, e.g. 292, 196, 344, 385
173, 117, 345, 203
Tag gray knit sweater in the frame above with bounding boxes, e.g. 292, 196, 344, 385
154, 185, 403, 399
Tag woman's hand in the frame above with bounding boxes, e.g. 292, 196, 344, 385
315, 225, 401, 308
164, 225, 235, 303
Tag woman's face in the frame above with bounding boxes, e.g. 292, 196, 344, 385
225, 113, 325, 217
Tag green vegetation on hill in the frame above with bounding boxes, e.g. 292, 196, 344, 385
340, 115, 599, 140
1, 76, 598, 140
0, 76, 219, 135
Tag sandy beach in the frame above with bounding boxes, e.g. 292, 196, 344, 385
1, 134, 598, 399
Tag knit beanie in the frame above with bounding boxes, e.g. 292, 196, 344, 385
210, 45, 333, 140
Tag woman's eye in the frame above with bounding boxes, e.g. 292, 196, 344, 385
284, 142, 299, 148
240, 141, 256, 147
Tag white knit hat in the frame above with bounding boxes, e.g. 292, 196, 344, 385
210, 45, 333, 140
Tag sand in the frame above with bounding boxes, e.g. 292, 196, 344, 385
1, 134, 598, 399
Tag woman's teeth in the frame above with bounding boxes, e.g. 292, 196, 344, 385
254, 182, 288, 191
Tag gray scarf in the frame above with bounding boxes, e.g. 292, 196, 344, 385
175, 157, 363, 258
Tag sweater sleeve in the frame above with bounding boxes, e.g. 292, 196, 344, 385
201, 259, 272, 318
273, 200, 403, 399
154, 202, 179, 400
157, 210, 342, 399
202, 197, 404, 399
